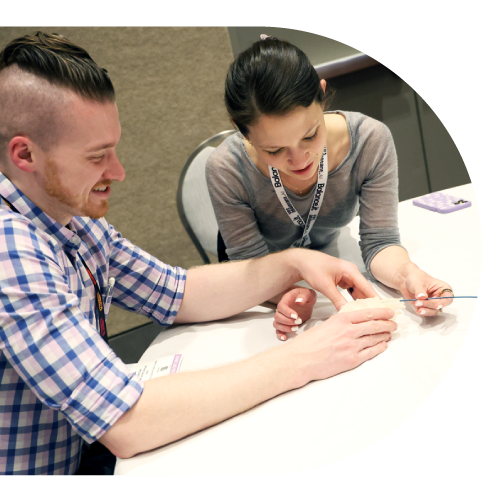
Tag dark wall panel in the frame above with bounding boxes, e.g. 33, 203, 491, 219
327, 65, 430, 202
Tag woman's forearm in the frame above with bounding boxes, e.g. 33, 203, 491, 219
369, 246, 420, 291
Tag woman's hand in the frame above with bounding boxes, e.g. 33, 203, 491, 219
396, 262, 454, 316
274, 287, 317, 341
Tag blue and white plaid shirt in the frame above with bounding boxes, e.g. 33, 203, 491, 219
0, 173, 187, 474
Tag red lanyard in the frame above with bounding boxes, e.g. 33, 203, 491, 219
77, 253, 108, 343
1, 195, 109, 344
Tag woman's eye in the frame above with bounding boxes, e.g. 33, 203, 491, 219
265, 149, 282, 156
264, 130, 318, 155
304, 130, 318, 141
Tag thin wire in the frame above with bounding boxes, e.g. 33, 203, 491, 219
399, 296, 477, 302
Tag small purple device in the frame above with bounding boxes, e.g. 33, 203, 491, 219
412, 192, 472, 214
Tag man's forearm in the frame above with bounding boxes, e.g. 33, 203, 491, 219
100, 341, 305, 459
174, 250, 301, 323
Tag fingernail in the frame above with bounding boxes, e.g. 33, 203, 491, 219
280, 335, 286, 341
295, 318, 302, 325
291, 326, 299, 332
437, 305, 443, 310
419, 309, 426, 315
348, 287, 354, 294
291, 313, 298, 319
295, 297, 303, 303
415, 301, 423, 307
417, 293, 426, 299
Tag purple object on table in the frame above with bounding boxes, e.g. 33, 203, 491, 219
412, 192, 472, 214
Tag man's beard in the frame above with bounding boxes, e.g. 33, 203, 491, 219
43, 158, 110, 220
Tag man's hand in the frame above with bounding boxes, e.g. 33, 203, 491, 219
287, 249, 379, 312
175, 248, 378, 324
101, 305, 396, 459
286, 307, 397, 386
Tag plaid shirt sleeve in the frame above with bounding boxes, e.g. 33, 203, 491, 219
1, 174, 189, 473
106, 224, 187, 326
0, 214, 144, 444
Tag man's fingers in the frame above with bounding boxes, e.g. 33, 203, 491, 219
355, 319, 398, 337
341, 307, 397, 324
357, 341, 389, 363
324, 285, 347, 312
347, 272, 379, 299
358, 332, 392, 349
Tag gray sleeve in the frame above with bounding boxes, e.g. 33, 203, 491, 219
357, 119, 405, 280
206, 143, 269, 260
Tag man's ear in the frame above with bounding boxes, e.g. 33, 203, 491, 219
9, 136, 37, 173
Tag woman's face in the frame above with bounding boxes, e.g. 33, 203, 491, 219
246, 101, 326, 183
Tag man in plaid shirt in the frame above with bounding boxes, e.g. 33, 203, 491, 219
0, 32, 397, 474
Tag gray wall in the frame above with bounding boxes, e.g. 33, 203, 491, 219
0, 27, 235, 336
326, 65, 470, 200
227, 27, 359, 64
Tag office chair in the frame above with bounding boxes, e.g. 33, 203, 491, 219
176, 130, 236, 264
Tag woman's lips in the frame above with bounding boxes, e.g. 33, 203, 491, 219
291, 161, 314, 176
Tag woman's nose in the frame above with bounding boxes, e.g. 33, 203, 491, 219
287, 148, 309, 168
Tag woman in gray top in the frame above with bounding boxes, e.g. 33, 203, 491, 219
206, 35, 454, 339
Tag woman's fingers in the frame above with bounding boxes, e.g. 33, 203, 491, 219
275, 288, 317, 340
413, 288, 454, 316
277, 288, 316, 317
274, 311, 302, 338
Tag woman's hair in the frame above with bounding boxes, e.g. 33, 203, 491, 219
224, 36, 334, 136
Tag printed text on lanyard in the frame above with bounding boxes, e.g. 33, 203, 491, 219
268, 146, 328, 248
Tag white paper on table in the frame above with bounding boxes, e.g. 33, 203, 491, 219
127, 354, 183, 381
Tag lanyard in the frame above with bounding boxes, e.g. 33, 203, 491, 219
1, 195, 109, 344
268, 146, 328, 248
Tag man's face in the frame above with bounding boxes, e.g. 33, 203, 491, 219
37, 95, 125, 224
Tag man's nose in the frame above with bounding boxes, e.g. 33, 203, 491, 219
105, 152, 126, 182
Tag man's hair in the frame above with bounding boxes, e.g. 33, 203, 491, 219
0, 32, 115, 166
0, 31, 115, 101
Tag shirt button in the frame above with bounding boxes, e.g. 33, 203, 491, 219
70, 234, 80, 245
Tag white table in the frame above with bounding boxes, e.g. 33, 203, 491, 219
115, 184, 480, 475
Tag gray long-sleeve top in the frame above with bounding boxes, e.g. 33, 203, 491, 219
206, 111, 403, 279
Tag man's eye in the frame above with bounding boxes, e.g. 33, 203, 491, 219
91, 155, 105, 162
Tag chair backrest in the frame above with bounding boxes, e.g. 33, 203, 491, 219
177, 130, 236, 264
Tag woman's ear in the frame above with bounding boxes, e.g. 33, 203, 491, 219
320, 79, 327, 94
229, 118, 240, 132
